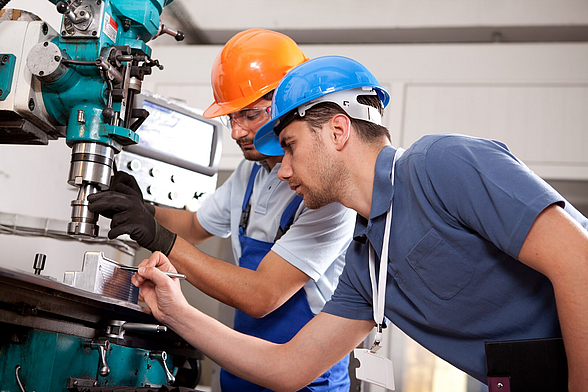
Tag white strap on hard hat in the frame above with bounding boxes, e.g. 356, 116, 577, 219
296, 86, 383, 125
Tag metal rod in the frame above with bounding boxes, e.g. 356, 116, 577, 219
117, 265, 186, 279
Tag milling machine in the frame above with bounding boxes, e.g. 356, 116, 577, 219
0, 1, 215, 390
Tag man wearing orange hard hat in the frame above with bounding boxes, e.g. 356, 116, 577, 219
89, 29, 356, 391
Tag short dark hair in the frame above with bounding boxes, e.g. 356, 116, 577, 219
295, 94, 390, 144
262, 90, 274, 101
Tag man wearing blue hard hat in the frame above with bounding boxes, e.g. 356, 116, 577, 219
131, 55, 588, 391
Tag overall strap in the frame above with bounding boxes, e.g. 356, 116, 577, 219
274, 195, 303, 241
239, 164, 261, 236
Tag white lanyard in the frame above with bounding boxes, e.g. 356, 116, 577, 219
369, 147, 404, 352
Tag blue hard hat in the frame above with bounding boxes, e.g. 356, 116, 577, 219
254, 55, 390, 156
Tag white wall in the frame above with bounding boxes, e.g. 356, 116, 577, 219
168, 0, 588, 44
143, 42, 588, 180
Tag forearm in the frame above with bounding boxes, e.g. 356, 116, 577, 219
165, 302, 299, 391
167, 237, 288, 317
548, 229, 588, 391
154, 206, 209, 245
554, 280, 588, 391
163, 305, 368, 391
518, 205, 588, 391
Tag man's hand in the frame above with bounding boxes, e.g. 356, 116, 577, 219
92, 172, 155, 219
87, 191, 176, 255
110, 171, 155, 215
131, 252, 190, 323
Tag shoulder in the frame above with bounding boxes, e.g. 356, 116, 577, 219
232, 159, 258, 178
298, 200, 357, 225
403, 134, 513, 172
410, 134, 509, 157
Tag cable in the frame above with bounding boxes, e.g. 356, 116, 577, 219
61, 58, 97, 66
0, 219, 138, 256
15, 365, 26, 392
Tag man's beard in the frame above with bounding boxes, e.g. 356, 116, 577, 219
238, 138, 268, 162
298, 146, 345, 210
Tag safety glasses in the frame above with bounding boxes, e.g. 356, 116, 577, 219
221, 106, 271, 131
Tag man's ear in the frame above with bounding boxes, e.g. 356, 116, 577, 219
330, 113, 351, 151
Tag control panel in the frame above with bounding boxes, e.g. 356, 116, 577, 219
115, 151, 217, 211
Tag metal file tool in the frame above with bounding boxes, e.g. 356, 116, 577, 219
117, 265, 186, 279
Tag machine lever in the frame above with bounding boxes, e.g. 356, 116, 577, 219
121, 322, 167, 333
56, 1, 91, 25
154, 23, 185, 42
84, 339, 111, 377
106, 319, 168, 340
149, 351, 175, 385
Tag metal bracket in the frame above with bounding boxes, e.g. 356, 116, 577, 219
488, 376, 511, 392
66, 377, 100, 390
0, 54, 16, 101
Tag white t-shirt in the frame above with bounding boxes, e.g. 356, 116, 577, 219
197, 159, 356, 314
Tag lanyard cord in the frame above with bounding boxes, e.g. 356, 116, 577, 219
369, 148, 404, 352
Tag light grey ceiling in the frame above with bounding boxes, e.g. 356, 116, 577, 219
155, 0, 588, 45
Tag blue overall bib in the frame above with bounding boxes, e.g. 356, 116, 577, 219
220, 164, 350, 391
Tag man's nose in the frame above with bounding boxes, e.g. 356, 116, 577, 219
231, 122, 249, 140
278, 154, 292, 181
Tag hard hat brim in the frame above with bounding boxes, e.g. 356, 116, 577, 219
255, 117, 284, 156
202, 83, 277, 118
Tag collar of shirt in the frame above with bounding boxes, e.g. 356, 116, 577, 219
353, 145, 397, 244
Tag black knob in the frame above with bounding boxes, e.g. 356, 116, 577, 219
175, 30, 185, 41
56, 1, 70, 14
102, 107, 115, 120
33, 253, 46, 275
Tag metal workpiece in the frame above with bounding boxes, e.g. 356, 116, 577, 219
63, 251, 139, 303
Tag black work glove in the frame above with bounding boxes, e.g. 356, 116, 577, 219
87, 191, 176, 256
98, 171, 156, 218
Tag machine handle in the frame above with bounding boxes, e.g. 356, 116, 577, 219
106, 320, 168, 339
84, 339, 111, 377
154, 23, 185, 41
149, 351, 175, 385
122, 322, 167, 333
56, 0, 91, 25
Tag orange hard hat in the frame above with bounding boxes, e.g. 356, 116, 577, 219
202, 28, 308, 118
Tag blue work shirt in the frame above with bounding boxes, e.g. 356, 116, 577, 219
323, 134, 588, 383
